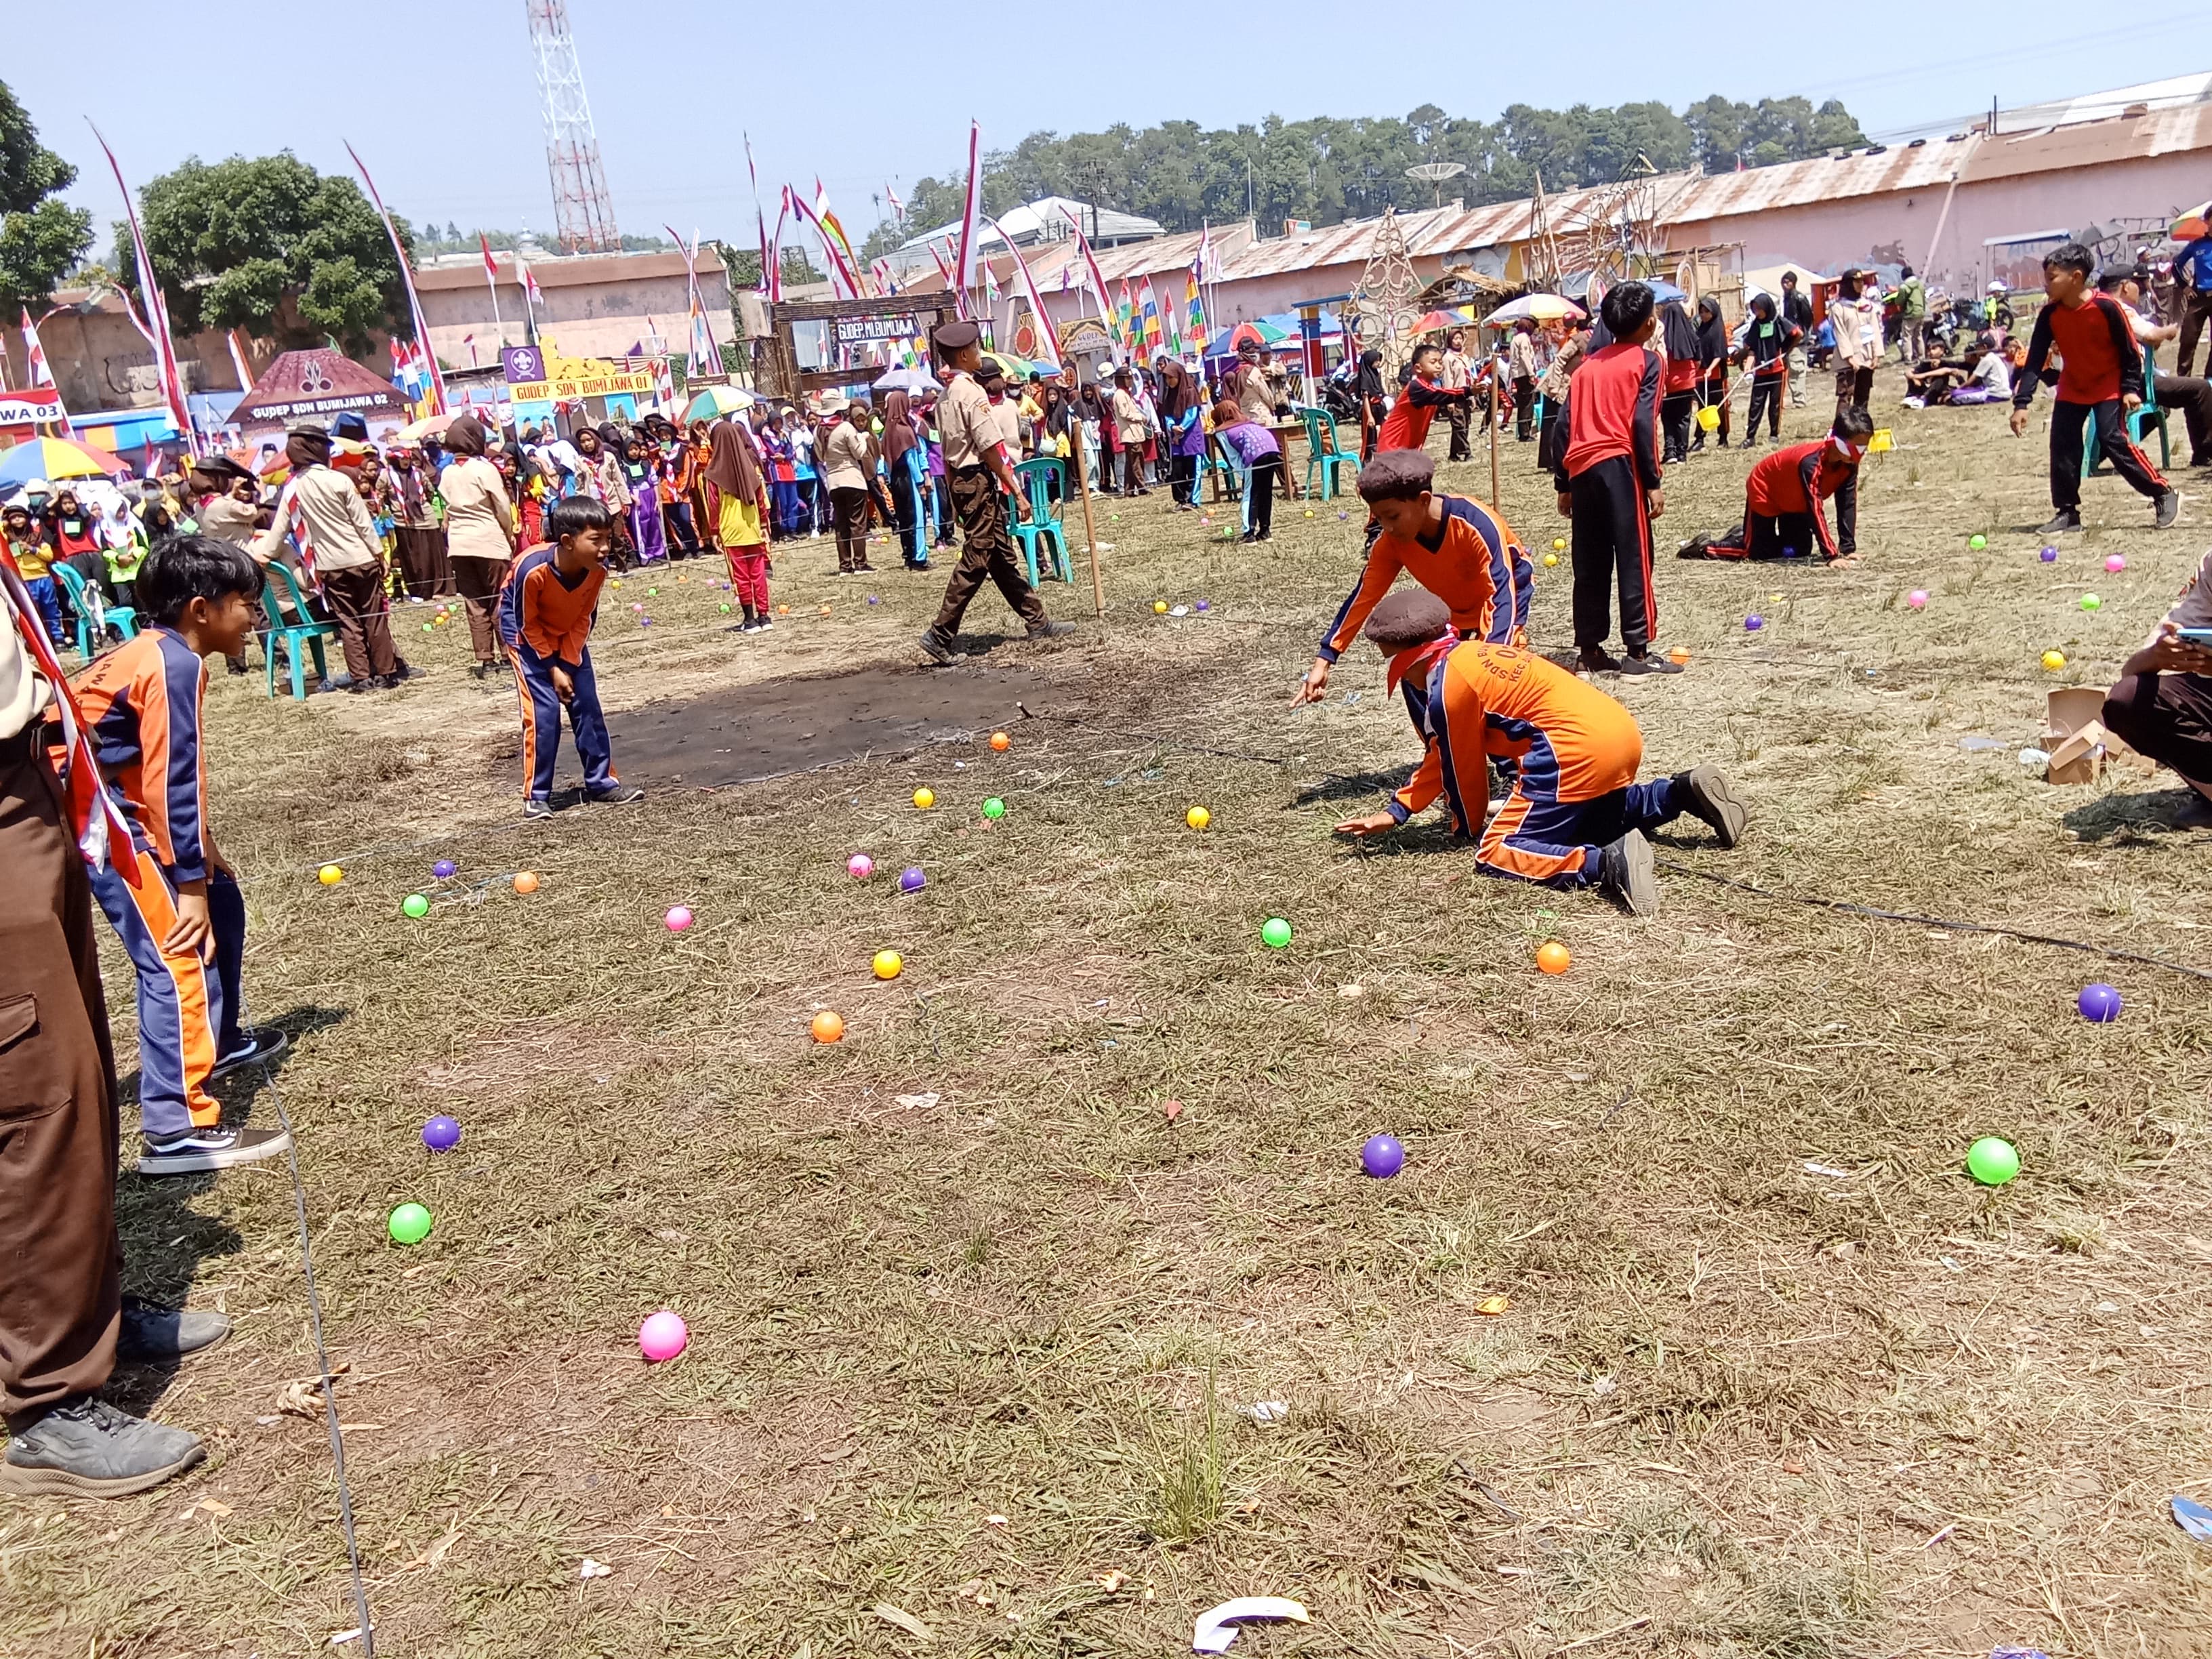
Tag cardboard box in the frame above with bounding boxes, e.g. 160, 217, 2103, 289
2043, 687, 2129, 785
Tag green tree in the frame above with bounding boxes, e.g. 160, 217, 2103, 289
0, 81, 94, 315
131, 152, 407, 352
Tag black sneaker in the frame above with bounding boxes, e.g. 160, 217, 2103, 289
918, 628, 963, 663
117, 1300, 232, 1365
0, 1396, 204, 1498
2156, 489, 2181, 529
208, 1025, 289, 1083
1597, 829, 1660, 917
1578, 647, 1622, 675
1672, 764, 1747, 848
137, 1123, 290, 1177
753, 617, 773, 632
523, 798, 556, 821
588, 783, 644, 805
1027, 620, 1076, 640
2038, 508, 2085, 535
1620, 653, 1684, 676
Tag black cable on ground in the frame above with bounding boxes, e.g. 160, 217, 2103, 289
1656, 857, 2212, 983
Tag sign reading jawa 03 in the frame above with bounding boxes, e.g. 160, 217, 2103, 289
501, 344, 658, 402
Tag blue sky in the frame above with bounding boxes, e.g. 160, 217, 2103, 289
10, 3, 2202, 251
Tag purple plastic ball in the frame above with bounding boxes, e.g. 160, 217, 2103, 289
432, 859, 457, 880
2040, 545, 2059, 563
422, 1115, 462, 1151
1360, 1133, 1405, 1179
1744, 614, 1765, 631
1194, 598, 1210, 612
899, 865, 926, 893
2076, 982, 2123, 1023
867, 594, 880, 605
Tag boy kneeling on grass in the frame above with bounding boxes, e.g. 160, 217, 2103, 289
1679, 408, 1872, 567
1332, 590, 1746, 916
498, 495, 644, 820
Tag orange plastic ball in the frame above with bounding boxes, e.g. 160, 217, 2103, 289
1536, 941, 1572, 975
989, 731, 1011, 752
810, 1010, 846, 1044
1668, 647, 1692, 665
512, 871, 541, 894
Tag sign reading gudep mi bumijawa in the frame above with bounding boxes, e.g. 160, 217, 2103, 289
760, 289, 961, 398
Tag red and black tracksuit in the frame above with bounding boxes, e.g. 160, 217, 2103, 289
1319, 495, 1533, 665
1552, 343, 1663, 657
1376, 373, 1469, 453
2014, 294, 2169, 512
1687, 438, 1861, 562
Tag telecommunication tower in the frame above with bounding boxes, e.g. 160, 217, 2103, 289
525, 0, 620, 253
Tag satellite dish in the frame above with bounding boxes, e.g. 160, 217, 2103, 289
1406, 160, 1467, 206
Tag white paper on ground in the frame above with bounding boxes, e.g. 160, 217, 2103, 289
1192, 1596, 1310, 1653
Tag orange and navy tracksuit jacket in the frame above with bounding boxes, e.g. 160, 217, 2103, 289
1375, 373, 1466, 452
1384, 639, 1684, 888
1319, 495, 1528, 662
71, 628, 231, 1134
2015, 293, 2167, 510
497, 544, 617, 800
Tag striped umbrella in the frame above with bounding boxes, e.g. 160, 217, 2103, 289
0, 435, 129, 486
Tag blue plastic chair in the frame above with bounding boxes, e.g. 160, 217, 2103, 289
1010, 457, 1071, 585
2083, 345, 2171, 479
52, 562, 138, 657
260, 561, 340, 700
1296, 405, 1358, 500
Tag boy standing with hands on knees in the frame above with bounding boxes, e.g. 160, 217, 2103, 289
499, 495, 644, 819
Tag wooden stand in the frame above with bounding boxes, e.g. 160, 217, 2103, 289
1488, 367, 1502, 506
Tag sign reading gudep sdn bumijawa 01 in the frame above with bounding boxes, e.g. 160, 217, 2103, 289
0, 388, 66, 428
501, 344, 657, 402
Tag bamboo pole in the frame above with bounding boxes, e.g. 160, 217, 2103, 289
1073, 432, 1104, 617
1488, 361, 1501, 506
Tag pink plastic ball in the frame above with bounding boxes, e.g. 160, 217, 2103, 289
664, 905, 694, 933
1906, 590, 1928, 609
848, 854, 874, 879
2104, 554, 2127, 573
638, 1310, 689, 1361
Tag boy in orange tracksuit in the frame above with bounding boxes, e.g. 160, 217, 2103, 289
1332, 591, 1746, 915
1294, 449, 1534, 706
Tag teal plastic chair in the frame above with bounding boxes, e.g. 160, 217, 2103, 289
260, 561, 339, 700
1296, 405, 1358, 500
52, 562, 138, 657
2083, 345, 2171, 479
1010, 457, 1071, 585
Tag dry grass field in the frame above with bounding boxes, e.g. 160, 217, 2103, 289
3, 364, 2209, 1659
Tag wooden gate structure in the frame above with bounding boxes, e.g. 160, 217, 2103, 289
755, 289, 962, 401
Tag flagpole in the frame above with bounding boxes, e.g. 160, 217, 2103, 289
1073, 415, 1104, 618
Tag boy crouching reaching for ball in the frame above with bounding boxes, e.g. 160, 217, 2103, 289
1332, 590, 1746, 915
498, 495, 644, 819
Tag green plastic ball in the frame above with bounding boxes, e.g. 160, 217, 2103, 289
1966, 1136, 2020, 1186
981, 797, 1006, 820
401, 893, 430, 919
718, 602, 731, 613
387, 1202, 433, 1244
1968, 533, 1988, 550
647, 586, 659, 596
1261, 916, 1293, 949
2079, 593, 2102, 611
422, 622, 433, 632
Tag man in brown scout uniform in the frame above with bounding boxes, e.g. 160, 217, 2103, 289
918, 320, 1073, 663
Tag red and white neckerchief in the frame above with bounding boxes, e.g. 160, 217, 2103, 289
1386, 626, 1460, 698
0, 544, 141, 878
281, 480, 322, 590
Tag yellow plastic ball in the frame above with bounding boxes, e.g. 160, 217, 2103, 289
1186, 805, 1211, 831
912, 787, 935, 811
1551, 537, 1566, 551
1153, 600, 1169, 614
1542, 552, 1559, 567
872, 949, 903, 981
317, 864, 343, 886
2041, 649, 2066, 672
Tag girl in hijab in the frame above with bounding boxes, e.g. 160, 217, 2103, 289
684, 419, 717, 550
1157, 359, 1205, 508
1354, 349, 1387, 461
619, 430, 668, 565
705, 416, 773, 630
1656, 299, 1703, 464
1691, 295, 1733, 451
880, 390, 929, 568
440, 415, 520, 676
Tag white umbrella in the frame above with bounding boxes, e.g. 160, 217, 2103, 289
872, 366, 935, 393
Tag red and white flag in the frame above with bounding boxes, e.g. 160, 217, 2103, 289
226, 328, 254, 393
521, 260, 544, 308
346, 140, 446, 415
89, 125, 191, 448
985, 216, 1061, 371
19, 308, 54, 388
952, 121, 983, 308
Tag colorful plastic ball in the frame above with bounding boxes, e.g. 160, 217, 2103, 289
632, 602, 644, 611
646, 587, 659, 596
981, 797, 1006, 820
810, 1010, 846, 1043
2079, 593, 2102, 611
2039, 545, 2059, 562
432, 859, 457, 879
1542, 552, 1559, 567
513, 871, 541, 894
2076, 982, 2123, 1023
1968, 533, 1988, 550
719, 602, 731, 613
422, 622, 434, 632
872, 949, 903, 981
1194, 599, 1210, 612
848, 854, 875, 880
1260, 916, 1293, 949
2041, 649, 2067, 671
402, 893, 430, 919
640, 617, 653, 628
1360, 1133, 1406, 1179
899, 866, 926, 893
912, 787, 935, 810
1186, 805, 1211, 831
2105, 554, 2127, 573
1536, 941, 1572, 975
386, 1203, 433, 1245
638, 1311, 689, 1362
317, 864, 344, 886
1668, 647, 1692, 665
819, 604, 832, 616
1338, 511, 1349, 520
990, 731, 1011, 751
663, 905, 694, 933
1552, 537, 1566, 551
1154, 600, 1169, 613
1966, 1136, 2020, 1186
1304, 509, 1314, 518
1904, 589, 1929, 610
1744, 615, 1765, 632
422, 1115, 462, 1151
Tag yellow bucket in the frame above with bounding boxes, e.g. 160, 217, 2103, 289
1868, 428, 1893, 453
1696, 406, 1720, 432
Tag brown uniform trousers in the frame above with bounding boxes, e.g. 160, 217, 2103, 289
0, 731, 122, 1425
931, 466, 1047, 636
317, 562, 400, 681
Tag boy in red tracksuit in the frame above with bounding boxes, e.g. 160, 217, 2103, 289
2009, 239, 2178, 534
1376, 343, 1472, 453
1682, 409, 1872, 566
1552, 281, 1675, 675
1294, 449, 1532, 705
1332, 590, 1746, 915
